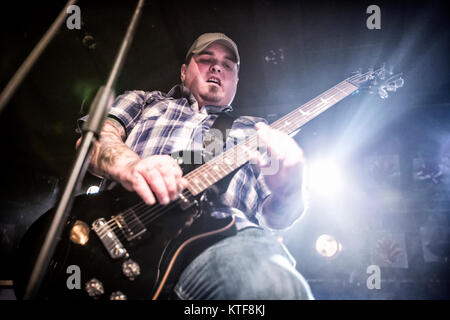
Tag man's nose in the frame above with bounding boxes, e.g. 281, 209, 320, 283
210, 64, 222, 73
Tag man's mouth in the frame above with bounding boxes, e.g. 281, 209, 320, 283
207, 77, 221, 86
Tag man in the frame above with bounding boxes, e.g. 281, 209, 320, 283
79, 33, 313, 299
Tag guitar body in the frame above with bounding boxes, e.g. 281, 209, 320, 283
14, 152, 237, 300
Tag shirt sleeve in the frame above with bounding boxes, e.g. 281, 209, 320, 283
76, 90, 154, 137
107, 90, 149, 137
253, 163, 272, 214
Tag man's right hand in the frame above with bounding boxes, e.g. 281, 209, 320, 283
115, 155, 188, 206
79, 119, 188, 206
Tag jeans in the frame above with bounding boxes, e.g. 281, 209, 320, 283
173, 227, 314, 300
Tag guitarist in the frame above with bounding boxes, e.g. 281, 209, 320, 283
77, 33, 313, 299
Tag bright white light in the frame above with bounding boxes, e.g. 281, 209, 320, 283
315, 234, 342, 258
306, 159, 344, 196
86, 185, 100, 195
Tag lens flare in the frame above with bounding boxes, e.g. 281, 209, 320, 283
307, 159, 344, 196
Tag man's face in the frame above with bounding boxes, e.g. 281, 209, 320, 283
181, 42, 239, 108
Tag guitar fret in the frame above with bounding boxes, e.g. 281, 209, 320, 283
190, 176, 207, 194
187, 183, 199, 195
217, 163, 228, 175
185, 79, 360, 196
271, 82, 358, 135
335, 86, 348, 95
207, 164, 221, 181
202, 171, 214, 185
222, 161, 235, 172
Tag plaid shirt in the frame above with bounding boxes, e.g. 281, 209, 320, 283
98, 85, 271, 231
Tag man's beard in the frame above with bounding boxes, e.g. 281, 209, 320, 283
200, 84, 222, 103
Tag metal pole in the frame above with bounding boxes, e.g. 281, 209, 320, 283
24, 0, 146, 299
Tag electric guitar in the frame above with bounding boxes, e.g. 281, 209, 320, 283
14, 66, 404, 300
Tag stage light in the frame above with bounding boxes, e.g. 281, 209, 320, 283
306, 159, 344, 196
315, 234, 342, 259
86, 185, 100, 195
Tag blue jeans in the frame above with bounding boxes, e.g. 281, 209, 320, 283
173, 227, 314, 300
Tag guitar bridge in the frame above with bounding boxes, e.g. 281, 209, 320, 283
92, 218, 128, 260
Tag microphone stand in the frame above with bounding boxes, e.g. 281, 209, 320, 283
24, 0, 146, 299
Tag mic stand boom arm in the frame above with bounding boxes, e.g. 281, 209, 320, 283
24, 0, 146, 299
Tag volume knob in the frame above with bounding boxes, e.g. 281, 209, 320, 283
122, 259, 140, 280
110, 291, 127, 300
85, 278, 104, 298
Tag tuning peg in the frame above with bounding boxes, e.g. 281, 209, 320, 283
376, 64, 386, 80
348, 65, 403, 99
386, 82, 396, 92
378, 85, 388, 99
384, 73, 404, 92
386, 76, 404, 92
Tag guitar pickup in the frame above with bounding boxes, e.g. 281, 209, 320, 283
112, 209, 147, 242
92, 218, 128, 260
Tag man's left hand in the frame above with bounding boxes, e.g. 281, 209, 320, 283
254, 122, 305, 199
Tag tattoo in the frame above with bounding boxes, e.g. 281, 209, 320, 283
89, 119, 140, 179
98, 143, 135, 175
106, 117, 126, 140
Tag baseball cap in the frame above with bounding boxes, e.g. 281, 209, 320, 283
185, 33, 240, 68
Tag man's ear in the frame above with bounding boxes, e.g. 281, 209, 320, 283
180, 64, 186, 83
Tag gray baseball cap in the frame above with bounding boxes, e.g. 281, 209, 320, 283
185, 33, 240, 67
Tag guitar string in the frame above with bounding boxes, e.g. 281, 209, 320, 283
96, 75, 364, 239
175, 69, 374, 186
95, 69, 376, 238
96, 70, 373, 239
95, 189, 192, 240
126, 80, 357, 227
96, 82, 350, 238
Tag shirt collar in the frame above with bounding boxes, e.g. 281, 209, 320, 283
167, 84, 234, 115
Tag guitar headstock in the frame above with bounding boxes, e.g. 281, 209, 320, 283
348, 65, 404, 99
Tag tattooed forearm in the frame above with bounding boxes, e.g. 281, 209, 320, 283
95, 142, 140, 179
85, 119, 140, 179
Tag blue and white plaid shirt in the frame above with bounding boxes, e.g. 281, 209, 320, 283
98, 85, 271, 231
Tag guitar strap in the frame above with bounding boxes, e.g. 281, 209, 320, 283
202, 110, 240, 205
203, 110, 236, 153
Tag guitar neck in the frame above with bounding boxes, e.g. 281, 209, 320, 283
185, 80, 359, 196
270, 80, 359, 135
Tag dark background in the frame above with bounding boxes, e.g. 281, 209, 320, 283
0, 0, 449, 299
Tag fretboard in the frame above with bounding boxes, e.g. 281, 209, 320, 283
185, 80, 359, 196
